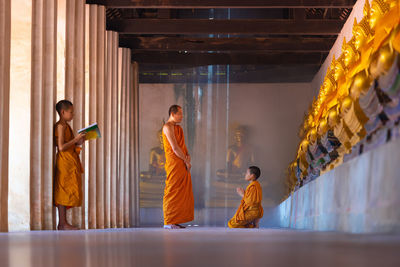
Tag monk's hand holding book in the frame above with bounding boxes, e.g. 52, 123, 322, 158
75, 133, 86, 145
78, 123, 101, 140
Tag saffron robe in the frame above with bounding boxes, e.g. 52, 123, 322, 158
228, 180, 263, 228
162, 125, 194, 225
54, 122, 84, 207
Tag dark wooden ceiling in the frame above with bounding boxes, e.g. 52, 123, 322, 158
86, 0, 355, 83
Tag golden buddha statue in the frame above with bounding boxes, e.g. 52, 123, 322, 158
340, 94, 369, 146
317, 117, 328, 137
297, 139, 310, 180
333, 54, 351, 100
285, 161, 298, 196
350, 1, 375, 76
139, 130, 166, 208
370, 0, 399, 51
217, 126, 255, 180
306, 127, 325, 180
328, 105, 352, 154
298, 115, 309, 139
149, 130, 166, 176
321, 67, 338, 112
318, 115, 342, 174
210, 126, 256, 208
343, 36, 360, 78
341, 16, 373, 144
140, 130, 166, 179
368, 0, 400, 81
325, 106, 350, 169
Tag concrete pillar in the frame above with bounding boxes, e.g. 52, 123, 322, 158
65, 0, 86, 229
110, 32, 119, 228
130, 62, 140, 227
30, 0, 57, 230
0, 0, 11, 232
88, 4, 98, 229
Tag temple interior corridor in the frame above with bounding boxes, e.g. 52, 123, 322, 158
1, 228, 400, 267
1, 0, 400, 266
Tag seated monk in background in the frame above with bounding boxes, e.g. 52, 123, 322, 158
228, 166, 263, 228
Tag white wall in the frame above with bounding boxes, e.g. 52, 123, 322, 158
8, 0, 32, 231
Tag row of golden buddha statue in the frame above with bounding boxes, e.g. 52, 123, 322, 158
286, 0, 400, 196
140, 126, 256, 208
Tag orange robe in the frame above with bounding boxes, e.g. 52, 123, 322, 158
162, 125, 194, 225
228, 180, 263, 228
54, 122, 84, 208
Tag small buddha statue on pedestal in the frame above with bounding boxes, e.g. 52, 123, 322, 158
217, 126, 255, 181
140, 130, 166, 180
139, 130, 166, 208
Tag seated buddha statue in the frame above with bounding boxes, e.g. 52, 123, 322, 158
343, 36, 361, 80
285, 161, 298, 196
369, 0, 400, 96
340, 95, 369, 147
315, 67, 337, 121
140, 130, 166, 180
139, 130, 166, 208
217, 126, 255, 181
297, 139, 310, 183
348, 0, 375, 77
307, 127, 333, 179
305, 129, 320, 180
318, 117, 341, 171
326, 107, 351, 170
329, 105, 353, 154
358, 80, 386, 134
370, 0, 400, 55
333, 54, 351, 100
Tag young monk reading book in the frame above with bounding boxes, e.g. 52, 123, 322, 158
228, 166, 263, 228
54, 100, 87, 230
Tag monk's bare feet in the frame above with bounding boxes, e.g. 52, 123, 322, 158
164, 224, 181, 229
57, 223, 79, 231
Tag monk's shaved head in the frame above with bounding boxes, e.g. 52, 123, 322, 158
56, 100, 73, 115
168, 105, 181, 116
248, 166, 261, 180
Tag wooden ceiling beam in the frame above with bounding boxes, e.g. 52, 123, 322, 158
108, 19, 343, 35
119, 36, 336, 52
87, 0, 356, 8
131, 51, 328, 65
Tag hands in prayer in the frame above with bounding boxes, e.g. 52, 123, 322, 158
236, 187, 245, 197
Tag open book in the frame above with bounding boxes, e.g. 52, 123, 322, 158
78, 123, 101, 140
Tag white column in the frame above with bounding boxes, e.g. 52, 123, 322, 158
30, 0, 57, 230
88, 4, 98, 229
65, 0, 86, 229
110, 32, 119, 228
0, 0, 11, 232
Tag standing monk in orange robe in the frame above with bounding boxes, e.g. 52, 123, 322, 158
228, 166, 263, 228
162, 105, 194, 229
54, 100, 86, 230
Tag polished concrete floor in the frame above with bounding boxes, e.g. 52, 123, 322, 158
1, 227, 400, 267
